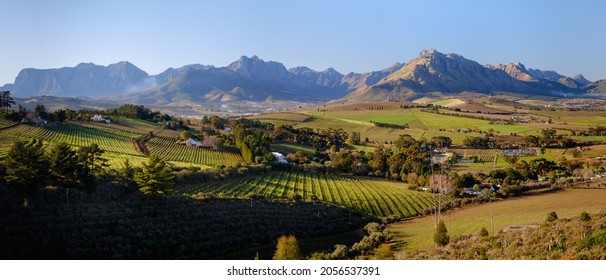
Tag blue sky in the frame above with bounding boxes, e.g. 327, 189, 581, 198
2, 0, 605, 84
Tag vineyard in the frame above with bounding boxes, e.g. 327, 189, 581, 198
146, 129, 244, 167
2, 124, 142, 156
452, 148, 499, 162
0, 118, 17, 129
178, 171, 448, 218
0, 196, 368, 259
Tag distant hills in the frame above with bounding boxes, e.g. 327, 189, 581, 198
1, 50, 604, 107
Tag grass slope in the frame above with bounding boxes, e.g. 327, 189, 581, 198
388, 189, 606, 251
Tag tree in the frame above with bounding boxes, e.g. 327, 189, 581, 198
77, 143, 108, 177
179, 130, 192, 141
134, 155, 175, 196
273, 235, 300, 260
434, 220, 450, 246
35, 104, 49, 120
4, 139, 51, 194
348, 131, 361, 145
1, 91, 16, 112
119, 159, 136, 191
431, 136, 452, 149
48, 142, 80, 188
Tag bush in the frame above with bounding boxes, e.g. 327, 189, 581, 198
480, 227, 489, 237
434, 220, 450, 246
374, 244, 394, 260
545, 211, 558, 223
580, 211, 591, 222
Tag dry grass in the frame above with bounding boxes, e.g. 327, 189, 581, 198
388, 189, 606, 251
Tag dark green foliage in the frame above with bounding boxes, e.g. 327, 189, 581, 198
135, 155, 175, 196
4, 139, 50, 193
48, 142, 80, 188
430, 136, 452, 148
434, 220, 450, 246
546, 211, 558, 223
463, 136, 490, 148
480, 227, 489, 237
1, 91, 16, 112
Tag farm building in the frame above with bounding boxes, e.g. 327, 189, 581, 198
91, 114, 111, 123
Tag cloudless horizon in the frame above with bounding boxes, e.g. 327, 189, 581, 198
2, 0, 605, 85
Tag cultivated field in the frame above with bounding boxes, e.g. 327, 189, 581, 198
146, 129, 244, 167
388, 189, 606, 250
177, 171, 446, 218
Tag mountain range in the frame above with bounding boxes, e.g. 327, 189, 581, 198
1, 50, 603, 107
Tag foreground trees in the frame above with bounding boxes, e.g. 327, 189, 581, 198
4, 139, 50, 194
135, 155, 175, 196
3, 140, 107, 193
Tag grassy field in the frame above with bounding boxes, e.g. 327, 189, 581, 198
388, 189, 606, 251
272, 142, 316, 155
177, 171, 446, 219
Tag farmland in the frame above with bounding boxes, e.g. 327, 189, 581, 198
177, 171, 445, 219
146, 130, 244, 167
388, 189, 606, 251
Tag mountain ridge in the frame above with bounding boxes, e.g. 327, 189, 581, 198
1, 50, 602, 106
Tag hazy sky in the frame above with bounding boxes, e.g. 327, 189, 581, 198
2, 0, 605, 85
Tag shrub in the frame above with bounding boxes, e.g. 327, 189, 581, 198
434, 220, 450, 246
374, 244, 394, 260
580, 211, 591, 222
545, 211, 558, 223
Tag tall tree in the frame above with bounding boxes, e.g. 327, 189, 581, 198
4, 139, 51, 194
1, 91, 16, 112
77, 143, 108, 177
273, 235, 300, 260
48, 142, 80, 188
134, 155, 175, 196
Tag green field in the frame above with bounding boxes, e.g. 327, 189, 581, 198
0, 122, 244, 169
146, 129, 244, 167
177, 171, 447, 218
272, 142, 316, 155
388, 189, 606, 250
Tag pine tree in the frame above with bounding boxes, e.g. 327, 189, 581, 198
77, 143, 108, 177
273, 235, 300, 260
1, 91, 16, 112
135, 155, 175, 196
48, 142, 80, 188
4, 139, 50, 194
434, 220, 450, 246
